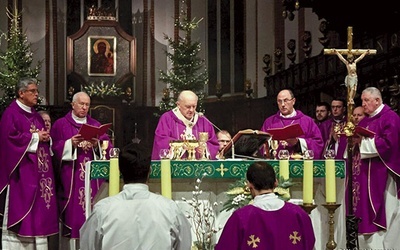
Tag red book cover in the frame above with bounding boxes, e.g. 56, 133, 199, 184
78, 123, 112, 140
266, 123, 304, 140
355, 126, 375, 138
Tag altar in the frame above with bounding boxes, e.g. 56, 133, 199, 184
85, 159, 347, 250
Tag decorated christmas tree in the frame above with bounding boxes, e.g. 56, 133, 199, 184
158, 13, 208, 114
0, 7, 42, 114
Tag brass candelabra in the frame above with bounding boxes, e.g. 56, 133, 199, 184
323, 203, 341, 250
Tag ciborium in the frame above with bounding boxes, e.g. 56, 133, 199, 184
101, 140, 109, 160
170, 140, 184, 160
183, 140, 198, 160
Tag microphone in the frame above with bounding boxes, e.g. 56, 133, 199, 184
197, 112, 235, 159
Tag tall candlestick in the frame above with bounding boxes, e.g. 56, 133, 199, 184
109, 158, 120, 196
279, 159, 289, 180
303, 160, 313, 204
325, 159, 336, 203
161, 159, 172, 199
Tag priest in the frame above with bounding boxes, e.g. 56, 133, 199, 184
0, 78, 58, 249
152, 90, 219, 160
260, 89, 324, 159
216, 161, 315, 249
51, 91, 112, 248
353, 87, 400, 249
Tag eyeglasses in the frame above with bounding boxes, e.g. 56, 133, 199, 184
277, 98, 293, 105
25, 89, 39, 94
75, 102, 90, 108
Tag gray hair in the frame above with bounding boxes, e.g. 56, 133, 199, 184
15, 78, 38, 97
72, 91, 90, 102
362, 87, 382, 100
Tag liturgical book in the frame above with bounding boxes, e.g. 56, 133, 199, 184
355, 126, 375, 138
220, 129, 271, 158
78, 123, 112, 140
266, 123, 304, 140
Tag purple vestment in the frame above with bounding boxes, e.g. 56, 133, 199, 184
51, 111, 111, 238
216, 202, 315, 250
346, 104, 400, 234
151, 110, 219, 160
318, 117, 347, 159
260, 110, 324, 159
0, 100, 58, 236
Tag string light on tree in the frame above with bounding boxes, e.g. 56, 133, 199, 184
157, 0, 208, 115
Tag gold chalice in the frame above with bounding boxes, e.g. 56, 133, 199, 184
270, 140, 279, 159
198, 132, 209, 160
101, 140, 109, 160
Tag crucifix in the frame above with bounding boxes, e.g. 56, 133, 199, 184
324, 27, 377, 111
324, 26, 377, 250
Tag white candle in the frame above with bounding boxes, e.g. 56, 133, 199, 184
279, 159, 289, 180
303, 160, 313, 204
109, 158, 120, 196
161, 159, 172, 199
325, 159, 336, 203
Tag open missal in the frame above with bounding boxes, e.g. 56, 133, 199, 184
220, 129, 271, 158
78, 123, 112, 140
266, 123, 304, 140
355, 126, 375, 138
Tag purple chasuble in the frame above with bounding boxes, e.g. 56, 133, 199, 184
216, 203, 315, 250
260, 110, 324, 159
346, 104, 400, 234
151, 110, 219, 160
51, 111, 111, 238
0, 100, 58, 236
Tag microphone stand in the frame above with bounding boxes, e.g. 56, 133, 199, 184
108, 128, 115, 146
231, 139, 235, 159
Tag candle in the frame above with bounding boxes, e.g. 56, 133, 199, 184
279, 159, 289, 180
303, 160, 313, 204
161, 159, 172, 199
325, 159, 336, 203
109, 158, 120, 196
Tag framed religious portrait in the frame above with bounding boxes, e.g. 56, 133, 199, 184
88, 36, 117, 76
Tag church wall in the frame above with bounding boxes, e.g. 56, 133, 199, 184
304, 8, 324, 57
245, 0, 275, 98
22, 0, 48, 102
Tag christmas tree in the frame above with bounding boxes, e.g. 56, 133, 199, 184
158, 15, 208, 114
0, 7, 42, 114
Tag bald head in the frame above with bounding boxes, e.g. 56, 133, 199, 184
176, 90, 198, 120
352, 106, 365, 125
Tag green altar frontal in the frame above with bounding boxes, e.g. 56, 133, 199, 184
89, 160, 345, 179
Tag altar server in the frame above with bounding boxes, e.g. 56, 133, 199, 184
80, 143, 192, 249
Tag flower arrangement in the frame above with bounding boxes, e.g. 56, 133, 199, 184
221, 176, 296, 212
82, 81, 122, 98
181, 173, 221, 250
